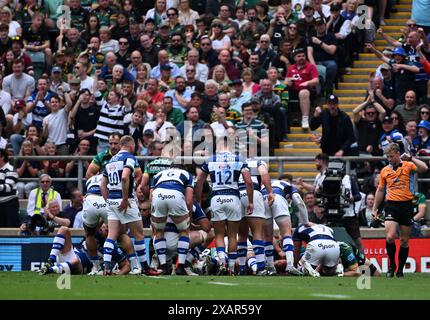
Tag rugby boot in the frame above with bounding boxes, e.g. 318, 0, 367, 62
286, 265, 304, 276
396, 271, 404, 278
266, 266, 277, 276
386, 264, 396, 278
256, 268, 268, 276
142, 262, 163, 276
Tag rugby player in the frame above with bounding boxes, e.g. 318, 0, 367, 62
262, 178, 309, 275
150, 164, 194, 275
195, 134, 254, 275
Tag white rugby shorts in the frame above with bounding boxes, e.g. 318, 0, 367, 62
211, 195, 242, 222
83, 194, 108, 228
240, 190, 267, 219
151, 189, 189, 218
106, 198, 141, 224
303, 239, 340, 268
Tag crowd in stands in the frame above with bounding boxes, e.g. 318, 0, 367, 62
0, 0, 430, 231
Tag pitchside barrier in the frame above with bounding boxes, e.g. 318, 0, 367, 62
1, 228, 429, 273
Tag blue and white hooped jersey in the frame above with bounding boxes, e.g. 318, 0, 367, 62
86, 174, 103, 196
200, 152, 248, 196
102, 150, 136, 199
238, 159, 267, 190
261, 179, 298, 200
292, 224, 335, 243
151, 168, 194, 194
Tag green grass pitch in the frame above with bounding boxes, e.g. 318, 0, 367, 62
1, 272, 430, 300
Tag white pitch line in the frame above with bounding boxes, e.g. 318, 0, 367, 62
310, 293, 351, 299
208, 282, 239, 286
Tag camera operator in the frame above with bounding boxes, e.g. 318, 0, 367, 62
296, 153, 329, 193
317, 160, 364, 253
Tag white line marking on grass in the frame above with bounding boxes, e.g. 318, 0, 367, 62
310, 293, 351, 299
147, 276, 170, 279
208, 282, 239, 286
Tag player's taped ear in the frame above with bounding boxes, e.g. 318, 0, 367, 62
175, 216, 190, 231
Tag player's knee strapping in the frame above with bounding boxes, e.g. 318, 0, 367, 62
174, 216, 190, 232
49, 234, 65, 262
151, 221, 166, 231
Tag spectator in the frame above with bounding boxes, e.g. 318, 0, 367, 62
211, 49, 240, 80
267, 7, 289, 50
68, 89, 100, 154
199, 37, 219, 69
358, 193, 381, 227
413, 120, 430, 155
369, 70, 395, 112
199, 80, 219, 123
16, 139, 40, 199
22, 12, 52, 69
64, 138, 91, 192
163, 96, 184, 126
310, 95, 357, 156
352, 97, 385, 155
210, 105, 234, 138
3, 59, 35, 101
254, 34, 278, 70
393, 90, 419, 123
124, 110, 145, 153
286, 48, 319, 129
8, 37, 34, 75
42, 200, 71, 227
1, 6, 22, 38
58, 27, 88, 54
417, 104, 430, 123
42, 94, 73, 155
150, 49, 181, 79
212, 64, 230, 93
184, 64, 205, 93
165, 76, 193, 112
247, 52, 267, 83
180, 48, 209, 82
241, 68, 261, 95
49, 66, 71, 96
145, 0, 168, 29
178, 0, 199, 27
368, 44, 419, 104
233, 6, 248, 29
209, 19, 231, 52
138, 77, 165, 114
143, 105, 175, 142
212, 93, 241, 124
229, 79, 252, 111
139, 34, 159, 68
0, 148, 20, 227
41, 141, 66, 193
167, 32, 188, 67
134, 64, 150, 95
176, 106, 205, 139
74, 62, 96, 92
81, 14, 100, 43
378, 115, 406, 154
140, 129, 155, 156
297, 1, 316, 39
307, 17, 338, 98
404, 120, 418, 154
390, 110, 406, 135
25, 77, 53, 129
27, 174, 62, 217
126, 50, 143, 79
254, 78, 288, 144
94, 89, 131, 152
9, 100, 33, 155
154, 20, 173, 50
235, 101, 268, 149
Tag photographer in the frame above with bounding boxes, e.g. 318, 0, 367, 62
20, 200, 71, 236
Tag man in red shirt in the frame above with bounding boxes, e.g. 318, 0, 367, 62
137, 77, 165, 114
286, 48, 319, 129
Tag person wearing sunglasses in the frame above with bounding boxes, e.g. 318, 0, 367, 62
210, 18, 231, 52
26, 173, 62, 217
352, 95, 386, 155
417, 105, 430, 123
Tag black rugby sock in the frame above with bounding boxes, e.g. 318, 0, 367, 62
386, 241, 396, 267
398, 246, 409, 272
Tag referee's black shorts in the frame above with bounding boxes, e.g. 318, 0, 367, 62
384, 200, 414, 226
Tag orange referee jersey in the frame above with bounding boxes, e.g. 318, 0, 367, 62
379, 161, 418, 201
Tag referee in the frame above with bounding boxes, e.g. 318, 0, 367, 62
372, 143, 428, 277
